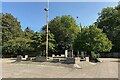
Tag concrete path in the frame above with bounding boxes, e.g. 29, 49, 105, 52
1, 58, 118, 78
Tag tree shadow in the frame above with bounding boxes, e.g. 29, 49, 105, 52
10, 58, 16, 60
110, 60, 120, 63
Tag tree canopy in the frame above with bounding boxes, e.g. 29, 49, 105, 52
2, 3, 120, 58
74, 25, 112, 52
3, 37, 33, 54
42, 15, 80, 53
1, 13, 56, 57
2, 13, 24, 43
96, 4, 120, 52
24, 27, 34, 39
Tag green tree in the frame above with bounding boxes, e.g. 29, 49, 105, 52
2, 13, 24, 43
3, 37, 33, 55
1, 13, 25, 55
74, 25, 112, 61
41, 33, 56, 54
31, 32, 55, 56
42, 15, 80, 53
31, 32, 42, 53
96, 4, 120, 52
24, 27, 34, 39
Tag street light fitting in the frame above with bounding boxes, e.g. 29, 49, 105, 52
44, 8, 49, 11
44, 7, 49, 59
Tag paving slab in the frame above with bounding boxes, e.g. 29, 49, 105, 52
1, 58, 118, 78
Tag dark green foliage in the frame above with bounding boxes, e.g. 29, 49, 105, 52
1, 13, 25, 55
89, 51, 97, 62
30, 32, 55, 56
31, 32, 42, 52
2, 13, 24, 43
96, 4, 120, 52
24, 27, 34, 39
42, 15, 80, 53
81, 51, 85, 59
3, 37, 33, 54
1, 13, 56, 57
74, 25, 112, 52
74, 25, 112, 62
40, 33, 56, 54
2, 3, 119, 58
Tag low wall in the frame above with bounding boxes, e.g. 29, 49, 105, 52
100, 53, 120, 58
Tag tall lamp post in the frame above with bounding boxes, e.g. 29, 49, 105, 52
77, 16, 82, 31
76, 16, 80, 57
44, 8, 49, 59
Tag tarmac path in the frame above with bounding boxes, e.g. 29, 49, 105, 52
1, 58, 118, 78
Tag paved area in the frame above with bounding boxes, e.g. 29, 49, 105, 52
1, 58, 118, 78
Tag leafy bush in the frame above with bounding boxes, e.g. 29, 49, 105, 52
91, 51, 97, 60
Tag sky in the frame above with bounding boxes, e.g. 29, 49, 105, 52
2, 2, 118, 32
